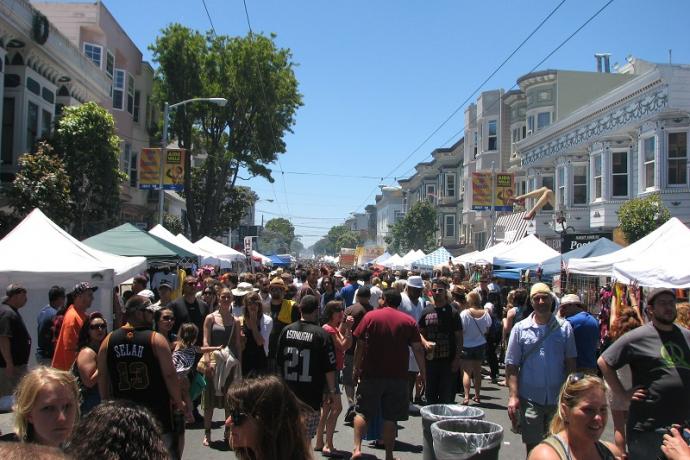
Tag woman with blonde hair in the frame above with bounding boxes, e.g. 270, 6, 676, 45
4, 367, 79, 447
528, 373, 621, 460
459, 290, 492, 404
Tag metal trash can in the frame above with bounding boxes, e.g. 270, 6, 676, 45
431, 418, 504, 460
420, 404, 485, 460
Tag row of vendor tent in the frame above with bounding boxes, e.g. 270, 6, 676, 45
492, 237, 622, 280
0, 209, 148, 363
370, 247, 454, 271
453, 235, 560, 268
569, 217, 690, 288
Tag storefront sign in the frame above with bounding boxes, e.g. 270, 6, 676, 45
138, 148, 186, 191
561, 232, 612, 253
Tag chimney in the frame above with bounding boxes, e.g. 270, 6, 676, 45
595, 53, 611, 73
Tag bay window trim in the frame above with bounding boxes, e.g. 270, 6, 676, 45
666, 129, 688, 188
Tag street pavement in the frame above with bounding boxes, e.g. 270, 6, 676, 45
0, 371, 615, 459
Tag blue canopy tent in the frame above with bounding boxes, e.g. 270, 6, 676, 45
411, 247, 452, 270
494, 237, 622, 280
268, 254, 291, 267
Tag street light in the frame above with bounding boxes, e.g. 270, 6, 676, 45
159, 97, 229, 224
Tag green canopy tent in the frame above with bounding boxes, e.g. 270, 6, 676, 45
83, 223, 198, 265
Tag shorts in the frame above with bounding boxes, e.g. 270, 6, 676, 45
303, 409, 320, 439
519, 397, 556, 446
460, 344, 486, 361
342, 354, 354, 386
355, 378, 408, 422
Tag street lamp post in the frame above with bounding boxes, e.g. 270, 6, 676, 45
158, 97, 228, 225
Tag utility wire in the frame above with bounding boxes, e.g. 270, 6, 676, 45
373, 0, 616, 206
242, 0, 292, 217
200, 0, 217, 35
381, 0, 568, 182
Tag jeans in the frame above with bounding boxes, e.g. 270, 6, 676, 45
486, 339, 499, 380
425, 359, 455, 404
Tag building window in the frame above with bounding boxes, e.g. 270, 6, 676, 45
130, 151, 138, 187
26, 77, 40, 96
612, 150, 629, 197
537, 111, 551, 130
542, 176, 554, 211
2, 98, 15, 165
27, 101, 38, 151
127, 74, 135, 114
133, 91, 141, 122
444, 214, 456, 238
425, 184, 436, 203
592, 154, 602, 200
573, 165, 587, 205
83, 43, 103, 68
105, 51, 115, 78
487, 120, 497, 151
122, 143, 131, 173
41, 109, 51, 139
527, 115, 534, 135
473, 130, 478, 158
445, 173, 455, 198
393, 210, 404, 224
668, 132, 687, 186
557, 166, 565, 208
113, 69, 125, 110
642, 136, 656, 189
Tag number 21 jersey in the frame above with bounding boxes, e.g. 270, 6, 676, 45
277, 320, 336, 411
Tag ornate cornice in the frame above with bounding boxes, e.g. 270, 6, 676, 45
522, 86, 668, 166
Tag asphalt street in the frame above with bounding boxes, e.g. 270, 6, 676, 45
0, 369, 615, 459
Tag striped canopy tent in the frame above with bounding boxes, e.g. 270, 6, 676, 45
411, 247, 453, 270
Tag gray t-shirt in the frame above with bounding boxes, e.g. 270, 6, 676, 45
602, 323, 690, 431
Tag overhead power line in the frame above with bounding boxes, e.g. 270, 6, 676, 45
200, 0, 217, 35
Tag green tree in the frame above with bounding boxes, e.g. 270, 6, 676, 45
162, 213, 184, 235
385, 201, 437, 253
617, 193, 671, 244
322, 225, 362, 254
6, 142, 72, 228
150, 25, 302, 240
290, 238, 304, 256
262, 218, 295, 253
53, 102, 125, 238
335, 231, 360, 250
312, 238, 331, 256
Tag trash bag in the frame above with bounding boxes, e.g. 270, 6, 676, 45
420, 405, 485, 460
431, 419, 504, 460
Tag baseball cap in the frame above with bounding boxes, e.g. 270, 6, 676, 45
159, 281, 173, 290
138, 289, 155, 300
647, 287, 676, 305
560, 293, 582, 307
72, 282, 98, 296
530, 282, 551, 298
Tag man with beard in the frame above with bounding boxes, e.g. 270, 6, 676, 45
400, 276, 430, 406
599, 288, 690, 460
169, 276, 209, 346
267, 277, 299, 372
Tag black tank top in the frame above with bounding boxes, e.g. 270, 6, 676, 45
106, 326, 172, 432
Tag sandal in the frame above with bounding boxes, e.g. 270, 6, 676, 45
203, 429, 211, 447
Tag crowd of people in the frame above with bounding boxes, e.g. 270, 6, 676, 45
0, 262, 689, 460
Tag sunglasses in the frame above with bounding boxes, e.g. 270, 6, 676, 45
90, 323, 107, 330
160, 316, 174, 321
432, 288, 446, 294
203, 291, 215, 295
229, 409, 249, 426
567, 372, 586, 385
220, 295, 232, 300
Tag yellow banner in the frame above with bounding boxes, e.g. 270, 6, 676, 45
138, 148, 186, 191
471, 172, 514, 211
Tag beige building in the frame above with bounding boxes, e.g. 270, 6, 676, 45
35, 1, 160, 225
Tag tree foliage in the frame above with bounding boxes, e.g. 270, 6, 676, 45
312, 225, 363, 256
163, 213, 184, 235
617, 193, 671, 244
150, 25, 302, 240
6, 142, 72, 228
385, 201, 437, 253
261, 218, 295, 254
53, 102, 124, 238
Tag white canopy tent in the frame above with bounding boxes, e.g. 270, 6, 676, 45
172, 234, 231, 268
381, 253, 404, 269
252, 250, 272, 265
455, 243, 509, 266
371, 252, 391, 265
0, 209, 146, 361
194, 236, 246, 262
609, 219, 690, 287
569, 217, 690, 278
493, 235, 560, 267
400, 249, 423, 267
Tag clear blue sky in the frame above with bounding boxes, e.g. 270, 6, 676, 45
95, 0, 690, 247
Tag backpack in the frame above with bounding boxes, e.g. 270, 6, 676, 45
487, 313, 502, 343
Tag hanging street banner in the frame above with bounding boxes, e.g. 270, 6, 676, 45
138, 148, 186, 191
471, 172, 514, 212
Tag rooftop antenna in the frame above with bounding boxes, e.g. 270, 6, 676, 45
669, 49, 673, 65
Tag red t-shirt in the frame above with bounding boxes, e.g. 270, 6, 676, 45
353, 307, 421, 379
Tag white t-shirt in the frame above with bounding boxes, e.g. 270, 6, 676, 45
460, 309, 492, 348
400, 293, 425, 372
